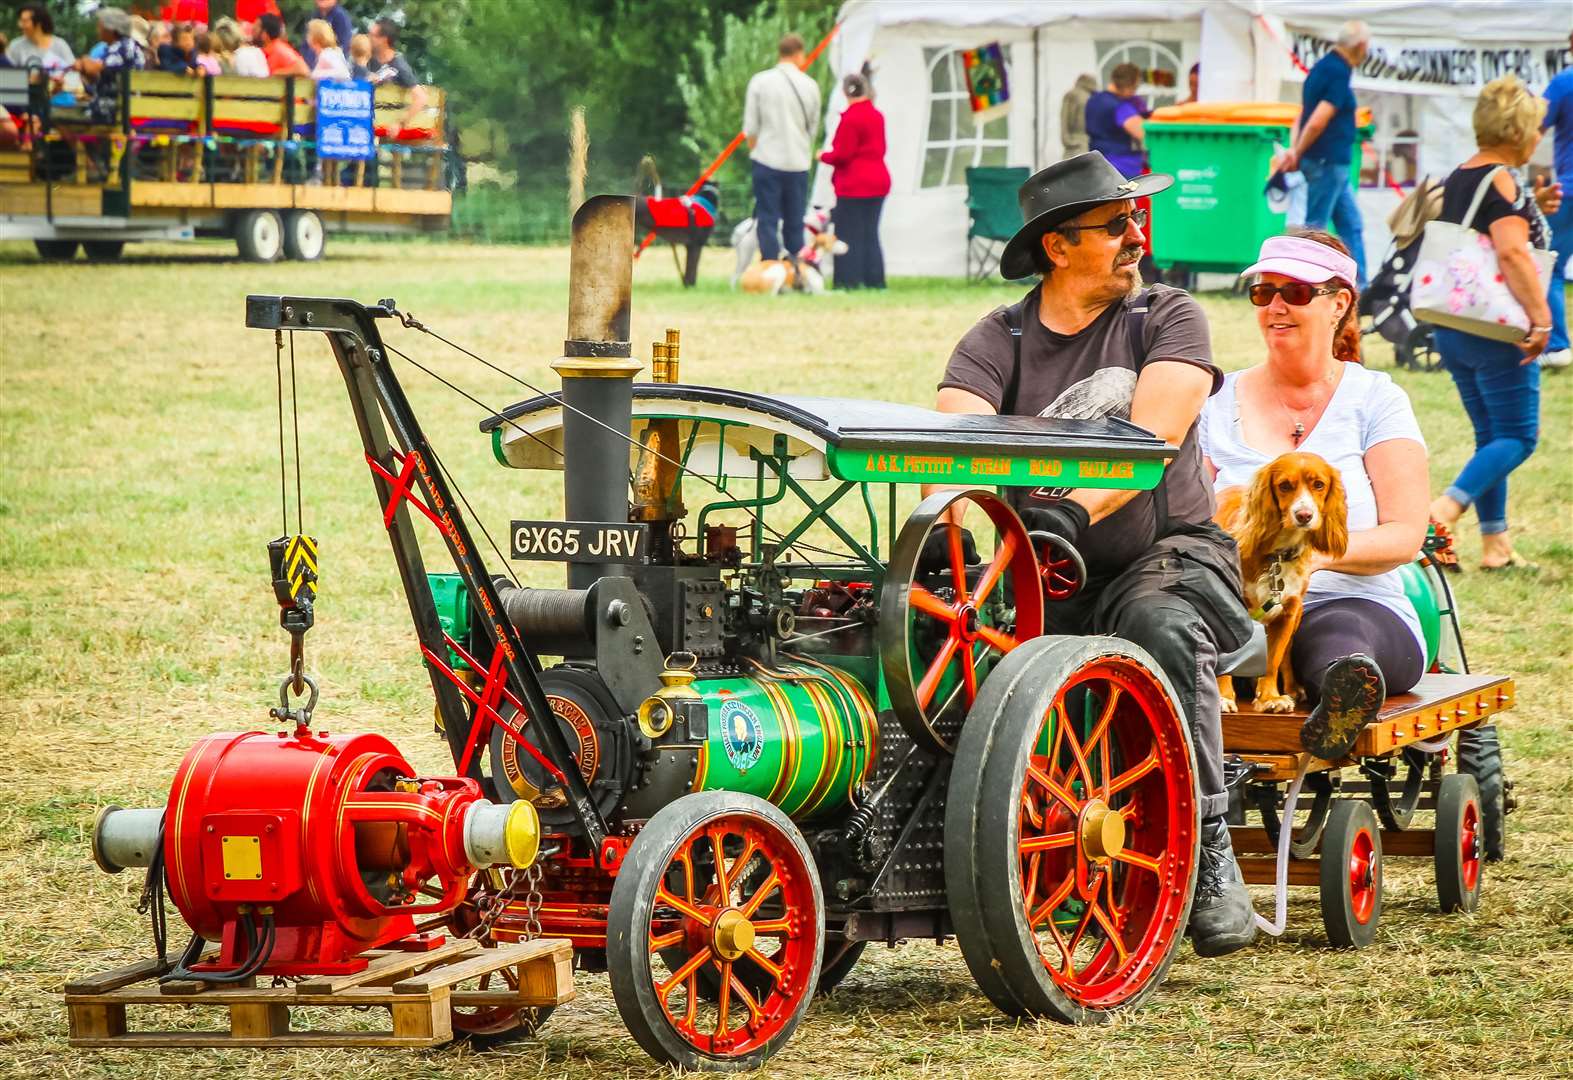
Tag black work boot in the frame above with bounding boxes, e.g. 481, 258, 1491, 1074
1300, 653, 1386, 760
1189, 817, 1258, 957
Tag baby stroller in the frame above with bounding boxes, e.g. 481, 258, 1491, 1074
1361, 177, 1444, 371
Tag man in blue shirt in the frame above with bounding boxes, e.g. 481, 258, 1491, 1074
1541, 33, 1573, 370
1283, 21, 1370, 286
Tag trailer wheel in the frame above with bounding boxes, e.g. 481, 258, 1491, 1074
283, 209, 325, 261
608, 790, 822, 1072
946, 636, 1199, 1022
1319, 800, 1382, 948
34, 240, 79, 261
1456, 724, 1508, 861
235, 209, 283, 262
1434, 773, 1483, 914
83, 240, 125, 262
436, 872, 554, 1046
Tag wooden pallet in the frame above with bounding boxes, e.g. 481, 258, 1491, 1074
64, 936, 574, 1049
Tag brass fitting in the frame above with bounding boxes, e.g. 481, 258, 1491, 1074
637, 653, 702, 738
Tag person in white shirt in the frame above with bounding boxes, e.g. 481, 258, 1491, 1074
743, 33, 820, 262
306, 19, 349, 81
1200, 230, 1430, 748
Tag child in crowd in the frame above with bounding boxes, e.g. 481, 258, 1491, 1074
348, 33, 373, 82
155, 22, 196, 76
307, 20, 350, 81
194, 31, 222, 77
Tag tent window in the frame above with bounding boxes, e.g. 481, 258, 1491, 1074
1095, 39, 1185, 110
919, 46, 1010, 189
1360, 92, 1419, 189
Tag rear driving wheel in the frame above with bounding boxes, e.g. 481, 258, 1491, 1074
430, 871, 554, 1045
947, 636, 1198, 1022
1434, 773, 1482, 913
608, 791, 822, 1072
1319, 800, 1382, 948
881, 488, 1043, 755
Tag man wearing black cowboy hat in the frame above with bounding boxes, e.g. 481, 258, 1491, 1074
934, 151, 1258, 957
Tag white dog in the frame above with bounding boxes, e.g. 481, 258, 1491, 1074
738, 230, 849, 295
731, 207, 836, 286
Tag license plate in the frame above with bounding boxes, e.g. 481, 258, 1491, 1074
509, 520, 649, 563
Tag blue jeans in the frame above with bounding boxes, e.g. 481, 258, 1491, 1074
1301, 157, 1367, 287
1433, 327, 1541, 535
1546, 192, 1573, 352
752, 162, 808, 262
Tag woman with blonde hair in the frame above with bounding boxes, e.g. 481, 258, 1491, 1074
306, 18, 349, 81
213, 16, 265, 77
1427, 75, 1561, 570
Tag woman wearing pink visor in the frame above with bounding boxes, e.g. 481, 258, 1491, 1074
1198, 231, 1431, 741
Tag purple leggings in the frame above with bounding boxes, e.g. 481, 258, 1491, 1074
1292, 597, 1425, 698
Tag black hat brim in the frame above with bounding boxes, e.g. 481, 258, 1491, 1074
999, 172, 1174, 280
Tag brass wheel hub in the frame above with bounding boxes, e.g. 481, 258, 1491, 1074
711, 908, 755, 961
1078, 798, 1126, 860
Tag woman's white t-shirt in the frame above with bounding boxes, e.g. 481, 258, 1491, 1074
1198, 363, 1427, 656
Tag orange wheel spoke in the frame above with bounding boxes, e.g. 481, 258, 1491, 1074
714, 960, 733, 1037
1058, 702, 1094, 791
1027, 870, 1076, 929
658, 946, 714, 1001
655, 886, 713, 926
1106, 746, 1162, 796
1112, 849, 1162, 875
1089, 902, 1129, 961
751, 916, 793, 936
915, 634, 961, 708
1026, 763, 1082, 814
1019, 830, 1076, 855
1085, 686, 1121, 793
648, 929, 685, 952
683, 973, 698, 1027
961, 642, 980, 703
744, 946, 784, 984
1064, 892, 1100, 970
710, 829, 731, 893
729, 970, 764, 1025
908, 585, 956, 622
977, 624, 1019, 654
740, 870, 781, 918
1022, 850, 1042, 911
972, 533, 1016, 604
675, 847, 696, 903
945, 527, 970, 602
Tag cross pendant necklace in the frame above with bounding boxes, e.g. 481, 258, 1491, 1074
1292, 421, 1306, 445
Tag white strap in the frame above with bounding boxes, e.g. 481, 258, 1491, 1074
1461, 165, 1505, 231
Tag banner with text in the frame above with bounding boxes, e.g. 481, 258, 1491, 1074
315, 79, 375, 160
1288, 28, 1571, 95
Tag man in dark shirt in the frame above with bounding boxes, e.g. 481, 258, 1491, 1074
1284, 20, 1370, 286
368, 17, 426, 138
1083, 62, 1147, 179
937, 152, 1259, 958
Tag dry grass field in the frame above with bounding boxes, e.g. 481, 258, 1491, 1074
1, 238, 1570, 1079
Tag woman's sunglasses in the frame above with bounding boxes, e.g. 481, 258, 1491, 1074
1248, 282, 1342, 307
1058, 208, 1150, 237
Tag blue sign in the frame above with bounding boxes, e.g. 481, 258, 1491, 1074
315, 79, 374, 161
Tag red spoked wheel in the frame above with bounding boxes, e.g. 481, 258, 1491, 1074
1434, 773, 1482, 913
1319, 800, 1383, 948
608, 791, 823, 1072
881, 488, 1044, 755
946, 636, 1198, 1022
1027, 529, 1087, 601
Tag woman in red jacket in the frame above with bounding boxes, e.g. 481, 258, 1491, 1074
820, 73, 890, 289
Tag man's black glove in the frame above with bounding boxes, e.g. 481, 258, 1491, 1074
916, 524, 979, 577
1020, 501, 1091, 549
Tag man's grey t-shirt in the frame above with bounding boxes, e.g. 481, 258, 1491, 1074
939, 283, 1222, 580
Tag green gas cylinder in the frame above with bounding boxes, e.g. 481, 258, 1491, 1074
1397, 560, 1441, 671
693, 661, 877, 820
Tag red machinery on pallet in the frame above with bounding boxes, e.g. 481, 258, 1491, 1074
92, 724, 541, 979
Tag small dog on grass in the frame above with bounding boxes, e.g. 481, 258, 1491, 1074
738, 229, 849, 295
1214, 451, 1348, 714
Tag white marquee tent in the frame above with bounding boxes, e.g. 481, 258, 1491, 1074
813, 0, 1570, 278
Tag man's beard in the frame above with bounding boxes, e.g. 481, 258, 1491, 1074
1112, 244, 1145, 296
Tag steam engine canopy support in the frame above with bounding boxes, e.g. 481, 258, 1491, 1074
554, 195, 643, 590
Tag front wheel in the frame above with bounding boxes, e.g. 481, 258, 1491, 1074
1319, 800, 1382, 948
235, 209, 283, 262
1434, 773, 1482, 913
608, 791, 823, 1072
946, 636, 1199, 1023
34, 239, 78, 261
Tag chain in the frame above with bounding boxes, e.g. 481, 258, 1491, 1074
465, 864, 532, 942
522, 862, 544, 941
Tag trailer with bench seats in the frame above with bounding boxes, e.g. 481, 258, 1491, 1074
0, 68, 451, 261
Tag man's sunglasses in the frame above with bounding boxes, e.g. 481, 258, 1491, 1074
1058, 208, 1149, 237
1247, 282, 1342, 307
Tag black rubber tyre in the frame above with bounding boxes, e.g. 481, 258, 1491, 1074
282, 209, 325, 261
34, 239, 79, 261
234, 209, 283, 262
816, 939, 867, 996
1456, 725, 1507, 862
947, 636, 1199, 1023
1434, 773, 1483, 914
82, 240, 125, 261
607, 790, 822, 1072
1319, 800, 1382, 948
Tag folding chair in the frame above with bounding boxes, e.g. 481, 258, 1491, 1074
965, 165, 1029, 282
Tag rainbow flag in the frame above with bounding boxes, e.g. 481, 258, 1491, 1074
961, 42, 1010, 124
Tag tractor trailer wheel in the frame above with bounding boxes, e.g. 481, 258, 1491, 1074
235, 209, 284, 262
34, 239, 79, 261
283, 209, 325, 261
